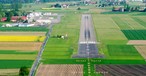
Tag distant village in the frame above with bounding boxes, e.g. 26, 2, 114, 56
96, 0, 146, 12
1, 12, 58, 27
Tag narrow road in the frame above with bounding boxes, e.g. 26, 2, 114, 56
73, 14, 99, 58
29, 15, 61, 76
29, 24, 51, 76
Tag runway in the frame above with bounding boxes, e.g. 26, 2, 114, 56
73, 14, 99, 58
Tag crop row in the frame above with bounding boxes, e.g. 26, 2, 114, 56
112, 16, 131, 29
122, 30, 146, 40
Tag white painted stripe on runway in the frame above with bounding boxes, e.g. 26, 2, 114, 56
79, 41, 99, 44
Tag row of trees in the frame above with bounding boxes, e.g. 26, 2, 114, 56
2, 10, 27, 21
19, 66, 29, 76
124, 4, 145, 12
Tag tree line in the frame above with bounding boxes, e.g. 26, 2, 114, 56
0, 2, 26, 22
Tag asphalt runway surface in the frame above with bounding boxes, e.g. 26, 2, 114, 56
73, 14, 100, 58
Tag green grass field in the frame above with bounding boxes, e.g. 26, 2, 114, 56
132, 17, 146, 27
42, 13, 80, 59
92, 14, 119, 29
0, 27, 48, 31
107, 45, 143, 59
122, 30, 146, 40
120, 16, 145, 29
0, 60, 33, 69
96, 29, 127, 42
112, 16, 132, 29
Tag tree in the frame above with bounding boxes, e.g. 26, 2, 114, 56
0, 3, 2, 11
124, 4, 130, 11
0, 12, 6, 17
0, 14, 2, 21
11, 3, 22, 11
6, 12, 14, 22
15, 11, 22, 16
112, 6, 116, 11
77, 7, 81, 10
11, 0, 22, 11
19, 66, 29, 76
54, 3, 61, 8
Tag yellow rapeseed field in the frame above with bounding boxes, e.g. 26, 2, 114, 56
0, 36, 45, 42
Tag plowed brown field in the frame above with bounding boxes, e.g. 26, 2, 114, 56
96, 65, 146, 76
36, 64, 83, 76
135, 46, 146, 59
127, 40, 146, 45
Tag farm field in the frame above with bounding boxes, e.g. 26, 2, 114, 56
122, 30, 146, 40
92, 14, 128, 44
0, 54, 37, 60
0, 32, 46, 36
95, 65, 146, 76
91, 8, 146, 75
0, 42, 42, 51
111, 16, 132, 29
0, 69, 19, 76
96, 29, 127, 42
0, 27, 48, 31
135, 16, 146, 22
127, 40, 146, 45
118, 16, 145, 29
92, 14, 119, 29
92, 12, 146, 61
36, 64, 83, 76
0, 31, 47, 75
135, 46, 146, 59
106, 45, 143, 59
0, 36, 45, 42
0, 60, 33, 69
